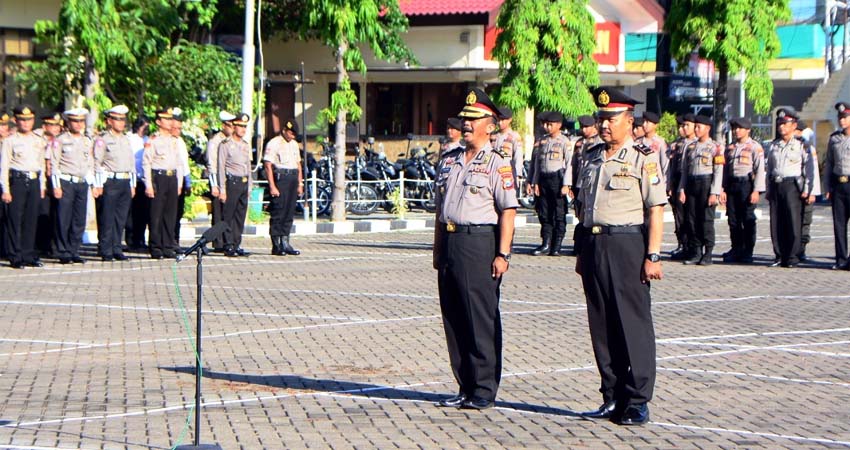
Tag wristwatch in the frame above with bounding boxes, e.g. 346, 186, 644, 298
645, 253, 661, 263
497, 252, 512, 262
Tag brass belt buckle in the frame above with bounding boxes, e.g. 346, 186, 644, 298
840, 175, 849, 183
241, 176, 248, 183
28, 172, 37, 180
591, 225, 602, 235
166, 170, 174, 176
446, 222, 456, 232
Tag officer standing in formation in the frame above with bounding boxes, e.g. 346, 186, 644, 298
570, 115, 603, 254
206, 111, 235, 252
93, 105, 135, 261
440, 117, 465, 154
34, 112, 62, 256
668, 114, 696, 259
576, 87, 664, 426
263, 119, 303, 256
50, 108, 94, 264
826, 102, 850, 270
719, 118, 765, 264
1, 106, 47, 268
0, 112, 9, 257
529, 112, 571, 256
793, 121, 820, 262
632, 116, 645, 140
678, 114, 724, 265
433, 88, 518, 410
144, 108, 183, 259
493, 106, 524, 179
766, 108, 818, 268
217, 113, 252, 257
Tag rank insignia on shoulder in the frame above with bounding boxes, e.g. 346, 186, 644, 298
634, 143, 652, 155
493, 147, 509, 158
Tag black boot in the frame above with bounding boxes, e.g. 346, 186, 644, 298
698, 246, 713, 266
683, 247, 702, 265
271, 236, 284, 256
532, 235, 551, 256
282, 236, 301, 256
548, 237, 564, 256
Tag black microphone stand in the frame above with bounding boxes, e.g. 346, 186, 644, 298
175, 246, 222, 450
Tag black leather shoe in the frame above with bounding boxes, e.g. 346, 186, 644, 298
102, 256, 114, 262
151, 254, 165, 260
769, 259, 782, 267
461, 396, 494, 410
58, 258, 72, 265
436, 393, 467, 408
798, 253, 809, 262
71, 256, 85, 264
580, 400, 618, 419
114, 253, 129, 261
26, 260, 44, 268
236, 248, 251, 257
738, 256, 753, 264
617, 403, 650, 425
531, 244, 550, 256
10, 262, 25, 269
683, 254, 702, 265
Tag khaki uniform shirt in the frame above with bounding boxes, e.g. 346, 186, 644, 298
435, 145, 519, 225
530, 133, 572, 186
825, 131, 850, 192
766, 137, 819, 196
206, 131, 227, 187
217, 136, 252, 191
50, 132, 94, 183
578, 139, 667, 227
637, 134, 669, 178
666, 137, 691, 192
0, 131, 47, 192
94, 131, 136, 188
678, 139, 724, 195
723, 137, 766, 192
142, 133, 183, 188
493, 129, 523, 177
263, 135, 301, 169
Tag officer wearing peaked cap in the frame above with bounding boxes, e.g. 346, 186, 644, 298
264, 118, 303, 256
0, 111, 10, 257
93, 105, 135, 261
668, 114, 696, 259
494, 106, 523, 182
433, 87, 518, 410
766, 108, 817, 268
207, 110, 236, 251
1, 105, 48, 268
51, 107, 94, 264
825, 102, 850, 270
0, 112, 11, 140
218, 113, 252, 257
576, 87, 665, 426
34, 112, 62, 257
144, 107, 184, 259
638, 111, 670, 179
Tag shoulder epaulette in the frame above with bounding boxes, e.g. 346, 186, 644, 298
634, 143, 652, 155
441, 147, 463, 160
493, 146, 509, 159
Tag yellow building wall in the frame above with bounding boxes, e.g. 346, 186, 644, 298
0, 0, 61, 28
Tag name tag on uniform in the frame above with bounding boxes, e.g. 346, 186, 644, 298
840, 175, 850, 183
549, 152, 561, 160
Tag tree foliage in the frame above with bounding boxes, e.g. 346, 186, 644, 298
492, 0, 599, 117
666, 0, 792, 116
15, 0, 241, 130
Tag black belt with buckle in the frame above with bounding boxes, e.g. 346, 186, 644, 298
227, 174, 249, 183
773, 176, 797, 183
442, 223, 497, 234
110, 172, 132, 180
10, 169, 39, 180
274, 168, 299, 174
59, 174, 86, 183
589, 225, 643, 235
152, 169, 175, 176
729, 176, 752, 183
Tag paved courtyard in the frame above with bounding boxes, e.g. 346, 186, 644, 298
0, 205, 849, 449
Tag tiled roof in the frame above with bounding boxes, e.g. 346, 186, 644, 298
397, 0, 503, 16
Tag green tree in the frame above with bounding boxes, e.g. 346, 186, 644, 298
15, 0, 240, 131
492, 0, 599, 118
666, 0, 791, 139
299, 0, 415, 222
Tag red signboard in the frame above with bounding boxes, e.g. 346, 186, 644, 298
593, 22, 620, 66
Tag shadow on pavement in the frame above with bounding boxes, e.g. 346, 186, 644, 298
160, 366, 582, 417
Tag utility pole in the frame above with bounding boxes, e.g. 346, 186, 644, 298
242, 0, 256, 130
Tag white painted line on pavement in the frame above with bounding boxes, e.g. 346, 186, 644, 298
0, 338, 97, 346
662, 339, 850, 359
658, 326, 850, 342
0, 300, 361, 322
650, 421, 850, 448
658, 367, 850, 388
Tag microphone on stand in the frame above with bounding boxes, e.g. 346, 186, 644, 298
176, 222, 229, 262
